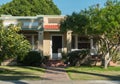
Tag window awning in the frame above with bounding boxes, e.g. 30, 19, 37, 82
44, 24, 60, 30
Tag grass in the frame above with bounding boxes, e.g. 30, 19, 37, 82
0, 66, 45, 80
66, 66, 120, 80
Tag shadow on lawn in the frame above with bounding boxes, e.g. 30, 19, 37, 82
0, 68, 35, 75
66, 69, 120, 80
19, 66, 45, 72
0, 66, 44, 80
0, 75, 41, 80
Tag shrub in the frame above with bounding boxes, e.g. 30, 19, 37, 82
61, 52, 68, 63
67, 50, 90, 66
22, 51, 44, 66
42, 56, 49, 64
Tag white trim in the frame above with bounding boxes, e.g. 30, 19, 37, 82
50, 34, 64, 60
90, 38, 94, 49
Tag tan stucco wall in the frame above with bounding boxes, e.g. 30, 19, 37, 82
43, 32, 51, 56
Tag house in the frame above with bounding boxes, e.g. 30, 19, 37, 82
0, 15, 97, 60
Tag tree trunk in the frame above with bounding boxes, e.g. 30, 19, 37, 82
104, 52, 110, 69
104, 59, 109, 69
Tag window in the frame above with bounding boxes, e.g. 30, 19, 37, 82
23, 21, 39, 26
71, 35, 76, 49
78, 36, 90, 49
71, 35, 91, 50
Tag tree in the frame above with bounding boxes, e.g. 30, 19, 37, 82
0, 0, 61, 16
86, 0, 120, 69
60, 0, 120, 69
60, 12, 89, 34
0, 23, 31, 64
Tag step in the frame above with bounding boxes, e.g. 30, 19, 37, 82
46, 60, 67, 67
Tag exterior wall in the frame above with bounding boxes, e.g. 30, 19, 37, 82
43, 32, 51, 56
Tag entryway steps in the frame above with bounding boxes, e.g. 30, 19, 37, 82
46, 60, 67, 67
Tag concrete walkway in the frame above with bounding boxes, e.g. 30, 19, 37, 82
43, 67, 70, 80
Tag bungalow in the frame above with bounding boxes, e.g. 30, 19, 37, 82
0, 15, 97, 60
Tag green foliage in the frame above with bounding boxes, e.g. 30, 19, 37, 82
60, 12, 89, 34
0, 0, 61, 16
0, 24, 31, 63
61, 0, 120, 42
87, 0, 120, 42
112, 51, 120, 62
60, 0, 120, 68
61, 52, 68, 63
67, 50, 90, 66
87, 0, 120, 67
22, 51, 44, 66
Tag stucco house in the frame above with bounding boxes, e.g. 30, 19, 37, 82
0, 15, 97, 60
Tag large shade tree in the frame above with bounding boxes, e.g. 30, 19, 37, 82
60, 0, 120, 69
84, 0, 120, 69
0, 0, 61, 16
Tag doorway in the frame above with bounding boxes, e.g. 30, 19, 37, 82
51, 35, 62, 60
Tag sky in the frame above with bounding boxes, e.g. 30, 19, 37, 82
0, 0, 107, 15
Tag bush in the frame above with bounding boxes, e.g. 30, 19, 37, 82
61, 52, 68, 63
0, 24, 31, 64
42, 56, 49, 64
67, 50, 90, 66
22, 51, 44, 66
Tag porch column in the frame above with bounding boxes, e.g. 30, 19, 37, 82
32, 35, 35, 50
90, 38, 94, 49
67, 30, 72, 53
38, 31, 44, 56
90, 37, 95, 55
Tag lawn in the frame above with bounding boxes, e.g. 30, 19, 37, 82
0, 66, 45, 80
66, 66, 120, 80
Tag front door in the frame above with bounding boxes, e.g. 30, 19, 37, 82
52, 36, 62, 60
